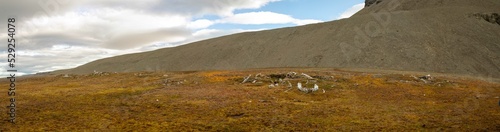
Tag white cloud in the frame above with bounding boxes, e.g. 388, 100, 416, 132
0, 0, 327, 76
337, 3, 365, 19
294, 19, 323, 25
187, 19, 215, 29
192, 29, 222, 37
151, 0, 282, 16
218, 11, 295, 24
8, 46, 141, 75
15, 8, 191, 50
104, 28, 190, 49
0, 64, 11, 77
0, 0, 281, 18
217, 11, 323, 25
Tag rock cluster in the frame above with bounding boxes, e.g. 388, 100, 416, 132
365, 0, 382, 7
473, 13, 500, 25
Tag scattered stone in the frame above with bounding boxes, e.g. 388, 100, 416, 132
411, 74, 433, 83
301, 73, 314, 80
311, 84, 319, 92
242, 75, 251, 83
419, 74, 432, 80
287, 72, 297, 78
227, 113, 245, 119
297, 82, 320, 93
255, 73, 264, 78
297, 82, 305, 92
258, 100, 270, 103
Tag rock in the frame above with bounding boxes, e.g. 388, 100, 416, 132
258, 100, 270, 103
286, 72, 297, 78
473, 13, 500, 25
301, 73, 314, 80
227, 113, 245, 119
365, 0, 382, 7
241, 75, 251, 83
419, 74, 432, 80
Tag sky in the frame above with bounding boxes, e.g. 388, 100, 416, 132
0, 0, 365, 77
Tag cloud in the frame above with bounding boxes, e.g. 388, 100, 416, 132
22, 32, 102, 50
0, 0, 76, 19
0, 0, 280, 18
217, 11, 323, 25
337, 3, 365, 19
218, 11, 294, 24
187, 19, 215, 29
0, 64, 12, 77
104, 28, 191, 49
7, 7, 192, 50
150, 0, 281, 16
10, 45, 141, 74
0, 0, 326, 77
294, 19, 324, 26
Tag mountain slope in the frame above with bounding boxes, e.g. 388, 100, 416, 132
59, 0, 500, 78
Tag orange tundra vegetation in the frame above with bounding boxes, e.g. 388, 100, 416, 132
0, 68, 499, 131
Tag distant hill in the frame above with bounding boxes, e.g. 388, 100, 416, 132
57, 0, 500, 78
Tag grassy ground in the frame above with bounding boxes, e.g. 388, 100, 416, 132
1, 68, 499, 131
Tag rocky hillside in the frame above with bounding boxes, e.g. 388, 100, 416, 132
57, 0, 500, 78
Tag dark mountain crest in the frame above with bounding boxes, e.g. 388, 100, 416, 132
365, 0, 383, 7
